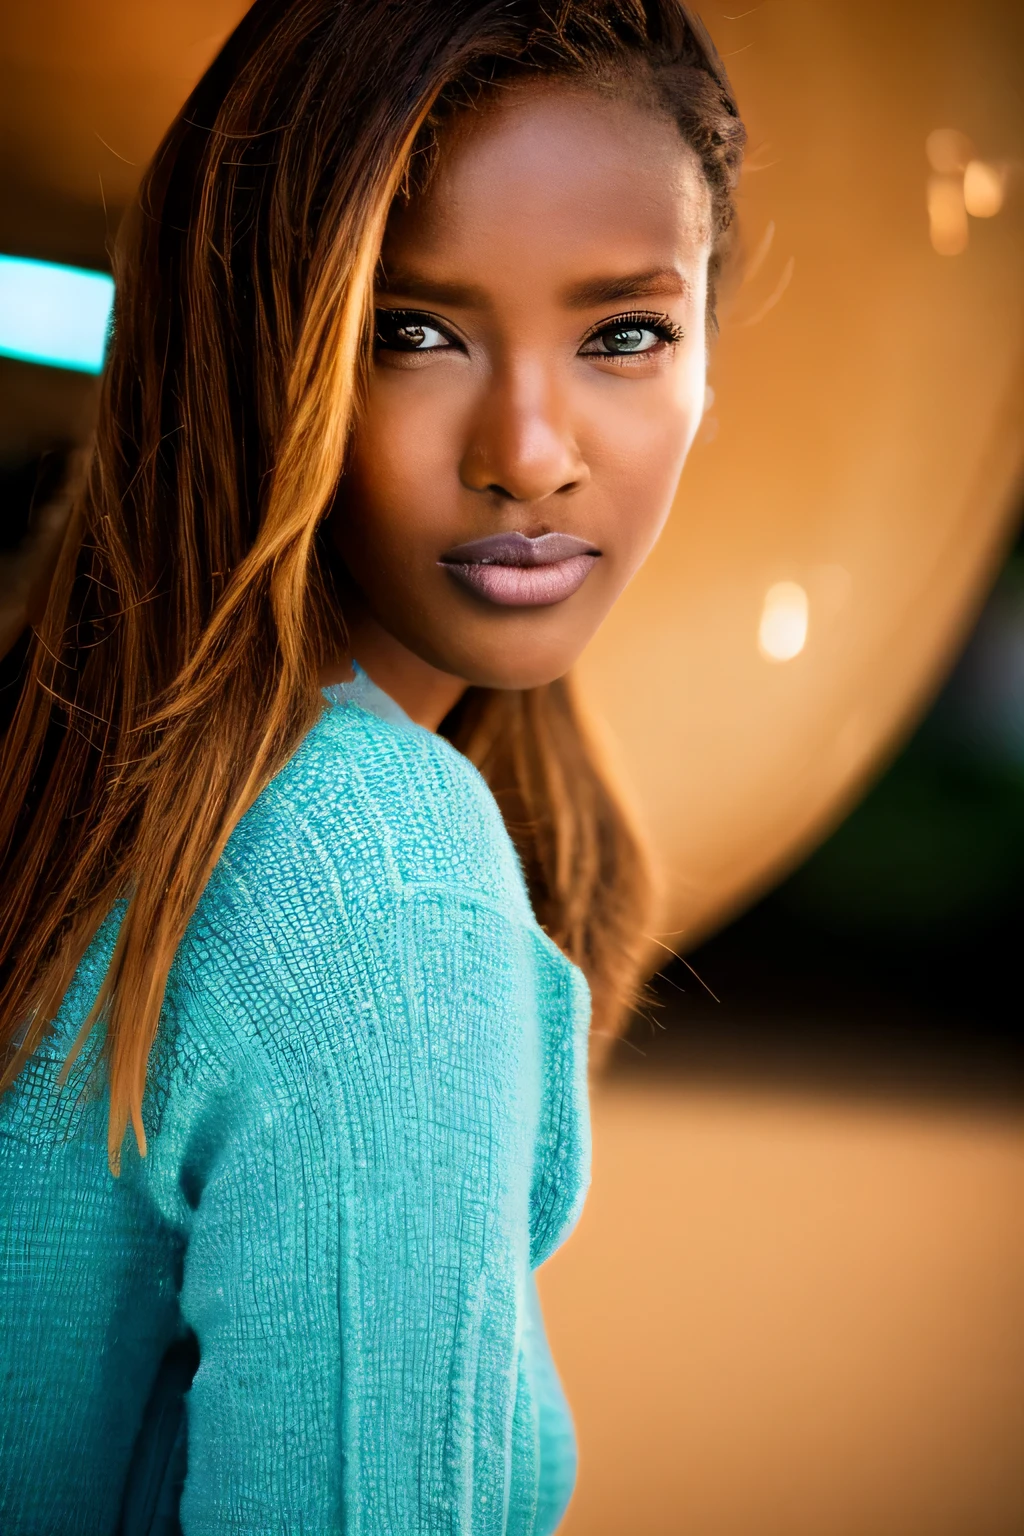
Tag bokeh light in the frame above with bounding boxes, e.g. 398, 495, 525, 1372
758, 581, 809, 663
927, 173, 969, 255
0, 256, 114, 373
964, 158, 1007, 218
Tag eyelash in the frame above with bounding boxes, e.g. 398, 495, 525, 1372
373, 307, 685, 355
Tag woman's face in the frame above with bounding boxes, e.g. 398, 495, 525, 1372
330, 82, 712, 692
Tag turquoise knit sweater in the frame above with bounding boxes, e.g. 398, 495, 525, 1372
0, 668, 591, 1534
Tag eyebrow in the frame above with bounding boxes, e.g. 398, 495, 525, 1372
561, 267, 690, 307
376, 268, 489, 308
376, 264, 689, 311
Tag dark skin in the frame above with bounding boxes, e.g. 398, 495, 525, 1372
321, 82, 712, 729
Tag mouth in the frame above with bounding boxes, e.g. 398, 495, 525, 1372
438, 530, 602, 608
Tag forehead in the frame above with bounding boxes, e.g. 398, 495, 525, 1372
382, 83, 711, 294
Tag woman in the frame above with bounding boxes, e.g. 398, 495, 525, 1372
0, 1, 744, 1530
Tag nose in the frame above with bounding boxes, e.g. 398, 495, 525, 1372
459, 358, 589, 504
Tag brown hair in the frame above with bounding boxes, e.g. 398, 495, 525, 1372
0, 0, 744, 1176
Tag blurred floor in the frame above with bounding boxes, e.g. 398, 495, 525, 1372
538, 1079, 1024, 1536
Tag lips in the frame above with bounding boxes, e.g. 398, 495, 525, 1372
439, 530, 601, 608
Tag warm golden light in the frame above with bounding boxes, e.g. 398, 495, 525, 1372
964, 158, 1006, 218
927, 173, 969, 255
758, 581, 809, 663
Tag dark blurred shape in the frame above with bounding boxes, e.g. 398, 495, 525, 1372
0, 440, 74, 549
0, 438, 77, 728
626, 517, 1024, 1106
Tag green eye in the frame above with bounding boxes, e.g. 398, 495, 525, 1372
606, 327, 649, 353
580, 311, 683, 359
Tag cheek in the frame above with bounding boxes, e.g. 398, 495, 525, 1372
587, 367, 705, 564
338, 382, 470, 604
347, 380, 451, 520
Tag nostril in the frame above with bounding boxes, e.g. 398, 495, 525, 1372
482, 479, 579, 501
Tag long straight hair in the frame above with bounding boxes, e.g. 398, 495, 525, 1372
0, 0, 744, 1175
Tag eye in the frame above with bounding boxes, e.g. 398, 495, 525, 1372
375, 308, 454, 353
579, 311, 684, 359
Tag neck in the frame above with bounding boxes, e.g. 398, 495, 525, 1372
318, 608, 468, 733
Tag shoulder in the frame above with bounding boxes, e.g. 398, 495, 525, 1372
148, 702, 592, 1252
157, 699, 548, 1100
180, 700, 532, 987
256, 698, 527, 901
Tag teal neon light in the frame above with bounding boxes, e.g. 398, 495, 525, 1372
0, 255, 115, 374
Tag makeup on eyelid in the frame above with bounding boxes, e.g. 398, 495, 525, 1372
375, 306, 684, 358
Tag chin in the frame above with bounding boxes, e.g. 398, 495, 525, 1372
475, 669, 571, 692
448, 646, 586, 693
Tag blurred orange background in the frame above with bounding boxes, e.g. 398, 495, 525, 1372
540, 1081, 1024, 1535
578, 0, 1024, 945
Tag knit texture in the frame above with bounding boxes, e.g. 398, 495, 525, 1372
0, 678, 591, 1534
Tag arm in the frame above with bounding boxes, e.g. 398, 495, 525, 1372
168, 882, 539, 1536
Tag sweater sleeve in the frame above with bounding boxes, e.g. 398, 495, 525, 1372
169, 1030, 345, 1535
149, 859, 548, 1536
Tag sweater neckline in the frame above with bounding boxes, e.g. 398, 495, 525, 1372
321, 661, 418, 734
